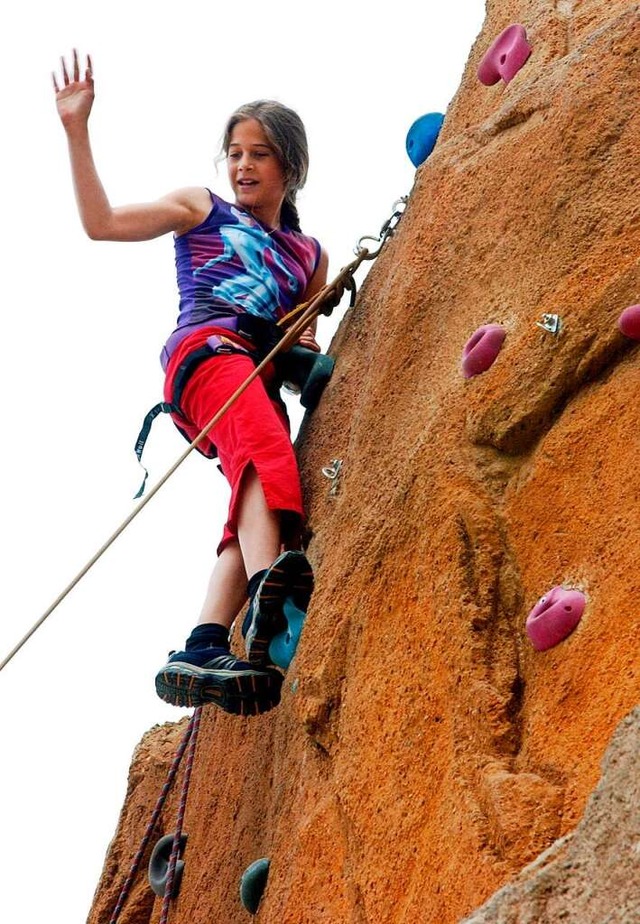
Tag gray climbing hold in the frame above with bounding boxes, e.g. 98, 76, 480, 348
148, 832, 188, 898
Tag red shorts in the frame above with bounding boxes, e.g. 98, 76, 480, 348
164, 327, 304, 553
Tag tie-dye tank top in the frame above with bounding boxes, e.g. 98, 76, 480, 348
162, 191, 321, 368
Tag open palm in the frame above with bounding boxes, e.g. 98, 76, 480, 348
53, 50, 94, 127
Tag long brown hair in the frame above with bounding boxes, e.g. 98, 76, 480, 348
222, 100, 309, 232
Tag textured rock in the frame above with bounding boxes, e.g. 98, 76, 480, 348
89, 2, 640, 922
462, 707, 640, 923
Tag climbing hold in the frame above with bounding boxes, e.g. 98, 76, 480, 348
269, 597, 306, 670
148, 832, 188, 898
240, 858, 270, 915
461, 324, 506, 378
405, 112, 445, 168
278, 345, 335, 411
525, 586, 586, 651
477, 24, 532, 86
618, 304, 640, 340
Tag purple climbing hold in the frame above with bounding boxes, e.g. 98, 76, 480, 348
478, 24, 532, 86
461, 324, 506, 378
618, 304, 640, 341
526, 586, 586, 652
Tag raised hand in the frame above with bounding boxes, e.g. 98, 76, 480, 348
52, 49, 94, 129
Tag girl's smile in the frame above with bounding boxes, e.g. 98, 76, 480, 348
227, 118, 287, 229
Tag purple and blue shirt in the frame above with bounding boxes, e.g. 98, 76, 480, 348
162, 191, 321, 368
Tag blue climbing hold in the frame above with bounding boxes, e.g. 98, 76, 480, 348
268, 597, 306, 670
240, 858, 270, 915
406, 112, 445, 168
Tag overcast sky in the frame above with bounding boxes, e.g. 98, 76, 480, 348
0, 2, 485, 920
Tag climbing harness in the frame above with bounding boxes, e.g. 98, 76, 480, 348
0, 196, 408, 674
134, 315, 287, 498
109, 706, 202, 924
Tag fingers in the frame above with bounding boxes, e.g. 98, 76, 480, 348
52, 49, 92, 92
298, 329, 321, 352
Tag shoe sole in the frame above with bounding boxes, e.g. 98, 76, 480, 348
246, 551, 314, 667
155, 661, 283, 714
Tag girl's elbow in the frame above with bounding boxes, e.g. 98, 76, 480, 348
84, 220, 117, 241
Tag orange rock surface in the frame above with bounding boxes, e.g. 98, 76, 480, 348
89, 2, 640, 921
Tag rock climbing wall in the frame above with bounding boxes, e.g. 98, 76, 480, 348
89, 1, 640, 922
461, 706, 640, 923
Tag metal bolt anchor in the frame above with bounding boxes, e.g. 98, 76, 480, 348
321, 459, 343, 496
536, 313, 563, 335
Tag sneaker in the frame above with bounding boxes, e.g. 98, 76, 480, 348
155, 650, 283, 714
243, 550, 314, 667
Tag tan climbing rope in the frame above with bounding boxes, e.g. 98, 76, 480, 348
0, 197, 407, 674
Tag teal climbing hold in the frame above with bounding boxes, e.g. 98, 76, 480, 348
278, 345, 335, 411
240, 858, 270, 915
268, 597, 306, 670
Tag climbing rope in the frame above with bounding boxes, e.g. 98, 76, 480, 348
159, 705, 202, 923
109, 709, 200, 923
0, 196, 407, 674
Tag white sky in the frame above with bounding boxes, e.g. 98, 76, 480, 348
0, 2, 485, 920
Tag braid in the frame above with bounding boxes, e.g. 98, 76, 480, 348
281, 195, 301, 232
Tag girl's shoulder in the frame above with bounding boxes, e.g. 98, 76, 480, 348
165, 187, 216, 236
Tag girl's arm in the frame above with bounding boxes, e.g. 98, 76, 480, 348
297, 247, 329, 351
53, 50, 209, 241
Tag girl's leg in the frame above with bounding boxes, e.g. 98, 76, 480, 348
197, 466, 281, 627
157, 527, 284, 712
197, 540, 248, 628
236, 465, 281, 580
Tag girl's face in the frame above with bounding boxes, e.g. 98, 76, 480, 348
227, 118, 287, 225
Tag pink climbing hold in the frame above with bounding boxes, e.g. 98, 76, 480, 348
526, 586, 586, 652
618, 304, 640, 341
461, 324, 506, 378
477, 24, 532, 86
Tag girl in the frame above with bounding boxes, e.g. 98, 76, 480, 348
53, 50, 328, 715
